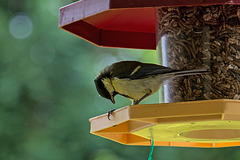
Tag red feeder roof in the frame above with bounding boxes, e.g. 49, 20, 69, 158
59, 0, 240, 50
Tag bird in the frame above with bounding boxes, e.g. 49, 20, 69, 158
94, 61, 209, 119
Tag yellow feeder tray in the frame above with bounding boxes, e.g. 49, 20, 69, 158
89, 99, 240, 148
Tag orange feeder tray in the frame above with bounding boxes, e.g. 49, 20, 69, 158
59, 0, 240, 148
90, 100, 240, 148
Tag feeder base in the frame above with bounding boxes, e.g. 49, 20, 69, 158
89, 99, 240, 148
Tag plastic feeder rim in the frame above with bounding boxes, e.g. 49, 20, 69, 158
59, 0, 240, 49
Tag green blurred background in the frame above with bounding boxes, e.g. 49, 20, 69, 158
1, 0, 240, 159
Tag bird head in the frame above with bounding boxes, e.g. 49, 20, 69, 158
94, 74, 117, 104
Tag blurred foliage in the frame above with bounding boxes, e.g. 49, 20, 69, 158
1, 0, 240, 160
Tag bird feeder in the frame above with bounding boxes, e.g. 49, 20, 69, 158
59, 0, 240, 148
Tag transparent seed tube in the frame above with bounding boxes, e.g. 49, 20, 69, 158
157, 5, 240, 102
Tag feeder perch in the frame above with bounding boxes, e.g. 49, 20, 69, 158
89, 100, 240, 148
59, 0, 240, 148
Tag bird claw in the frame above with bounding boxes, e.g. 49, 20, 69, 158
107, 109, 116, 120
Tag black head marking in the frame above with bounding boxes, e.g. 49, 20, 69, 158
94, 75, 112, 100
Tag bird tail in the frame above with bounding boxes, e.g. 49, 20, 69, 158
171, 67, 210, 78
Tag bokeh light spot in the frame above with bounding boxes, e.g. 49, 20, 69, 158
9, 14, 33, 39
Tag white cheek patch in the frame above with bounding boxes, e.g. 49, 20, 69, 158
102, 78, 115, 94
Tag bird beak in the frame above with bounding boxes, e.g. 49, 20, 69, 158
110, 95, 115, 104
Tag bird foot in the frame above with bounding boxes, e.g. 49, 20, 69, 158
107, 109, 116, 120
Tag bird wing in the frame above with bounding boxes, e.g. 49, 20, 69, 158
110, 61, 176, 80
129, 63, 176, 79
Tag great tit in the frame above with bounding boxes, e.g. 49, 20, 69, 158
94, 61, 209, 105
